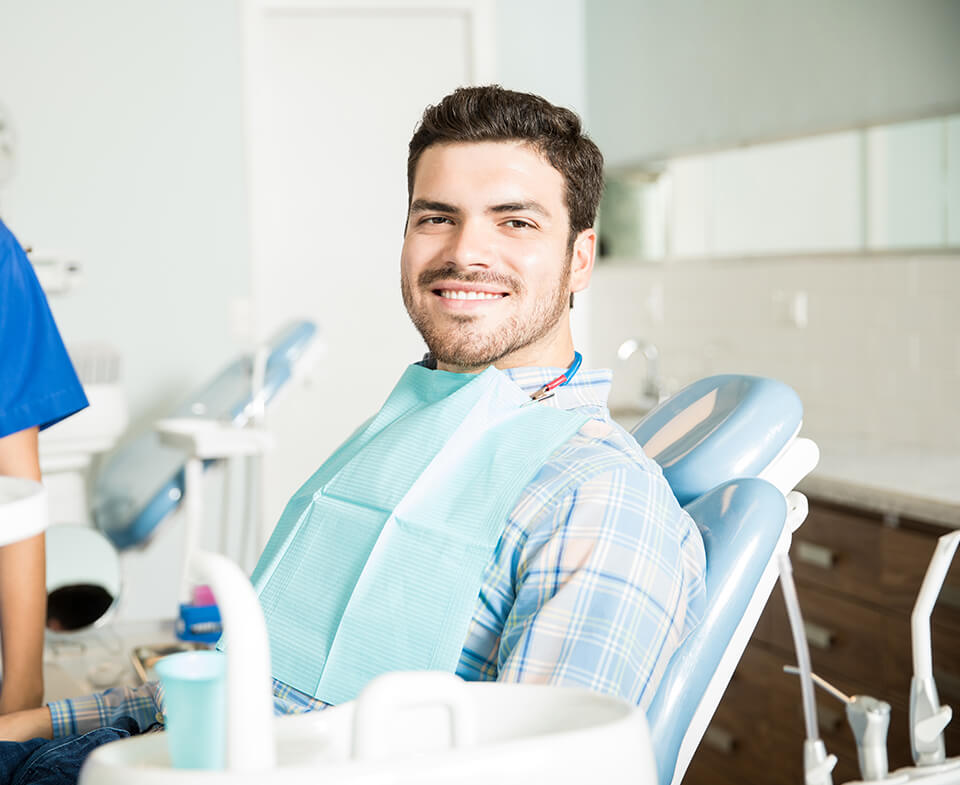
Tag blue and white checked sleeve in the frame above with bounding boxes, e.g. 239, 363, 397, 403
496, 461, 706, 709
47, 682, 163, 738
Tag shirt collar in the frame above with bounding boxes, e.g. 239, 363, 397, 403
500, 364, 612, 411
415, 355, 612, 411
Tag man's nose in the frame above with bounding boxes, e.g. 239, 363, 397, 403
446, 219, 492, 268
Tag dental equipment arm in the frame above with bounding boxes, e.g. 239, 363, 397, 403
155, 419, 273, 607
784, 666, 892, 783
910, 530, 960, 767
778, 554, 837, 785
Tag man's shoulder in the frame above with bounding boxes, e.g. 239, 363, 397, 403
520, 412, 666, 503
559, 412, 660, 474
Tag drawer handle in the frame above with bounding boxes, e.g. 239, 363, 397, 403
804, 621, 834, 650
796, 541, 836, 569
703, 726, 737, 754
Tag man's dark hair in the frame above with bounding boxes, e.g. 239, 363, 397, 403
407, 85, 604, 246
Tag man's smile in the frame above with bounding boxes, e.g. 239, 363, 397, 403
437, 289, 505, 300
428, 281, 511, 309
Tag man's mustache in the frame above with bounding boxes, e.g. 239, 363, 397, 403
417, 268, 523, 294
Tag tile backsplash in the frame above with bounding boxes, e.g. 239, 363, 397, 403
588, 254, 960, 450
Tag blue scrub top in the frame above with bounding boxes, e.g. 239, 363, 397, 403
0, 218, 88, 438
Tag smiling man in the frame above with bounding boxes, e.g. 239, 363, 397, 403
0, 86, 705, 781
401, 139, 590, 372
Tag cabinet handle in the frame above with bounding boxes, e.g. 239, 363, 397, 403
795, 541, 836, 569
703, 726, 737, 754
804, 621, 834, 650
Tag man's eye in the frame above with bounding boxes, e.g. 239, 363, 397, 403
420, 216, 452, 225
505, 219, 534, 230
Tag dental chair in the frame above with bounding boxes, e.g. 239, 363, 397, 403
80, 373, 818, 784
93, 321, 319, 550
633, 375, 819, 785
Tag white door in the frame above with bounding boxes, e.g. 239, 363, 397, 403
243, 0, 495, 527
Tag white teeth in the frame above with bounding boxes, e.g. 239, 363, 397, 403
439, 290, 504, 300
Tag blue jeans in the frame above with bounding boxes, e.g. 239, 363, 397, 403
0, 716, 140, 785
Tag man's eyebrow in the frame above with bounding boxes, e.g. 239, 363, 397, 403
409, 199, 461, 215
487, 201, 551, 218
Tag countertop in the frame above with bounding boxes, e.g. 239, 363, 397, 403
797, 437, 960, 529
611, 408, 959, 529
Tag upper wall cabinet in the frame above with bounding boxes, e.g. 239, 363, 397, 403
949, 116, 960, 247
710, 133, 861, 256
600, 114, 960, 260
867, 119, 946, 249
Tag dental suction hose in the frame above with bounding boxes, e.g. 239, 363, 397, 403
191, 550, 276, 770
910, 530, 960, 767
778, 553, 836, 785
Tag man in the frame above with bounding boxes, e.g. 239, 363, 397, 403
0, 86, 705, 774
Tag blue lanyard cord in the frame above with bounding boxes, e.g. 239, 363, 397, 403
529, 351, 582, 402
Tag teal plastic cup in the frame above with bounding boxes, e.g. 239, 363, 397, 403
155, 650, 226, 769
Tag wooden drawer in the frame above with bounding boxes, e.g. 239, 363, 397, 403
684, 647, 801, 785
792, 506, 960, 621
686, 644, 863, 785
757, 583, 895, 696
689, 642, 919, 784
687, 501, 960, 783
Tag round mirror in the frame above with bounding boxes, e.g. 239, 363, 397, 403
45, 524, 121, 632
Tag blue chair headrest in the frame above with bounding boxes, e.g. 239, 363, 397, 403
631, 375, 802, 506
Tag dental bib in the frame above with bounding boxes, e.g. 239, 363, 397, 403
251, 364, 589, 705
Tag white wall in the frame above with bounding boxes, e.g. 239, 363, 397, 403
494, 0, 594, 357
495, 0, 587, 117
0, 0, 250, 433
591, 254, 960, 452
0, 0, 592, 617
0, 0, 591, 432
586, 0, 960, 165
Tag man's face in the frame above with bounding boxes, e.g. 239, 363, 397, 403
401, 141, 593, 371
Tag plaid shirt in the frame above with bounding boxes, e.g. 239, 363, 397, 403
47, 365, 706, 737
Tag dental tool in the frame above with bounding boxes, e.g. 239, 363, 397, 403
909, 530, 960, 770
778, 553, 837, 785
529, 351, 582, 402
780, 529, 960, 785
783, 666, 893, 784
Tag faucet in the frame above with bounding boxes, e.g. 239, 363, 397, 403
617, 338, 665, 405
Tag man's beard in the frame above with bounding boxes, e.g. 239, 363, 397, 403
401, 255, 572, 369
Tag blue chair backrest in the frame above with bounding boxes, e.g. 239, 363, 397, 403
93, 321, 317, 549
631, 375, 802, 785
647, 479, 786, 784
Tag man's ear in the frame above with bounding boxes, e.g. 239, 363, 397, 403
569, 228, 597, 295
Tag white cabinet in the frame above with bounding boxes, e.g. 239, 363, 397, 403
656, 117, 958, 260
867, 118, 946, 249
709, 132, 862, 256
948, 115, 960, 248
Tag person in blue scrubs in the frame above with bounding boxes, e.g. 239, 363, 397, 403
0, 217, 88, 713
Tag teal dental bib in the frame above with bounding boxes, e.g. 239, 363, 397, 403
251, 364, 588, 705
